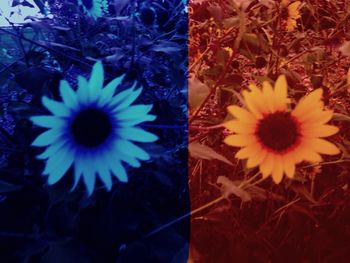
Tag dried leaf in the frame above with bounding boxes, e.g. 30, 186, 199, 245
189, 142, 233, 165
217, 176, 252, 201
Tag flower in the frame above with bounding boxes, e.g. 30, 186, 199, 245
281, 0, 301, 32
31, 61, 158, 195
224, 75, 340, 184
78, 0, 108, 19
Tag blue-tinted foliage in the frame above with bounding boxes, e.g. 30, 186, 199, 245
0, 0, 188, 262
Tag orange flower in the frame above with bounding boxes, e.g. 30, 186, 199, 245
224, 75, 340, 184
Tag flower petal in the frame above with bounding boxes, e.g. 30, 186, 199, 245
283, 154, 295, 179
95, 153, 112, 191
115, 140, 150, 160
117, 105, 153, 120
89, 61, 104, 92
224, 120, 255, 134
108, 157, 128, 183
274, 75, 288, 111
114, 86, 142, 112
242, 90, 263, 119
262, 81, 276, 112
47, 147, 75, 185
302, 124, 339, 138
224, 134, 255, 147
42, 96, 70, 117
31, 116, 65, 129
247, 147, 267, 168
119, 114, 157, 127
36, 139, 68, 159
77, 76, 90, 105
82, 154, 96, 196
60, 80, 78, 109
260, 153, 274, 178
227, 106, 257, 124
272, 155, 284, 184
118, 127, 158, 142
292, 89, 323, 118
32, 129, 63, 147
308, 138, 340, 155
235, 144, 260, 159
98, 75, 124, 106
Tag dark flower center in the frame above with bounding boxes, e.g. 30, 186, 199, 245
81, 0, 93, 9
256, 112, 300, 152
71, 108, 112, 147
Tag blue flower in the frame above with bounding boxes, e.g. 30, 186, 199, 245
30, 61, 158, 195
78, 0, 108, 19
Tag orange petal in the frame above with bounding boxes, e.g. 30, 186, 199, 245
272, 155, 284, 184
292, 89, 323, 118
227, 105, 257, 124
262, 81, 276, 113
224, 134, 255, 147
274, 75, 288, 111
235, 144, 260, 159
247, 147, 267, 168
302, 124, 339, 138
224, 120, 255, 134
260, 153, 274, 178
308, 138, 340, 155
282, 154, 295, 178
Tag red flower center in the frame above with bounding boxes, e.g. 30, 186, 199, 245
256, 111, 300, 153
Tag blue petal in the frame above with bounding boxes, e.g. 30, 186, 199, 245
116, 105, 153, 121
77, 76, 89, 104
88, 61, 104, 102
82, 156, 96, 195
47, 148, 75, 185
89, 61, 104, 90
118, 152, 141, 168
60, 80, 78, 109
95, 153, 112, 191
118, 127, 158, 142
31, 116, 65, 128
107, 156, 128, 182
43, 144, 70, 175
109, 86, 134, 108
32, 128, 63, 147
72, 155, 84, 191
115, 140, 150, 161
98, 75, 124, 106
114, 87, 142, 112
119, 114, 157, 126
37, 139, 68, 159
42, 96, 70, 117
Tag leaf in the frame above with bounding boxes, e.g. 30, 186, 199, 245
189, 142, 233, 165
0, 180, 22, 193
333, 113, 350, 122
217, 176, 251, 202
188, 75, 209, 110
150, 41, 182, 54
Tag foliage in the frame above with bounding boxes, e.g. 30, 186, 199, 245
0, 0, 189, 262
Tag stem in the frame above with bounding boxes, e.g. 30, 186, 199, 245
190, 124, 224, 131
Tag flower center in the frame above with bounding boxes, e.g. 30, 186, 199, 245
71, 108, 112, 147
256, 112, 300, 152
81, 0, 93, 9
